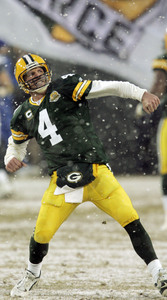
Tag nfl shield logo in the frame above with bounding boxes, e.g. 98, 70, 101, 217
49, 91, 60, 102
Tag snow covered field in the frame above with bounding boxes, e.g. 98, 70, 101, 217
0, 174, 166, 299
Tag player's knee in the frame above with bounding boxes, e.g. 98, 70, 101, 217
116, 206, 139, 227
34, 229, 54, 244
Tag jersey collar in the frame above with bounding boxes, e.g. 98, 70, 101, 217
29, 96, 45, 106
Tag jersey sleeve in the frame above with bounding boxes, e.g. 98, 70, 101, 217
60, 74, 92, 102
86, 80, 146, 101
10, 106, 30, 144
152, 53, 167, 73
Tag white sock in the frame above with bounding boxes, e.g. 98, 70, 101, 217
27, 261, 42, 277
147, 259, 162, 284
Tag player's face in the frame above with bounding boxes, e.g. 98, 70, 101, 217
24, 67, 46, 90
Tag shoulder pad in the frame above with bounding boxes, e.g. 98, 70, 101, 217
61, 73, 83, 82
61, 73, 75, 79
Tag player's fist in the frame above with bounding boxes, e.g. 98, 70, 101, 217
141, 91, 160, 114
6, 157, 27, 173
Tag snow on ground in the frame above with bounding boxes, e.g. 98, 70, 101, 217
0, 174, 166, 299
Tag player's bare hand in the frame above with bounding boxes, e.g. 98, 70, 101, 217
141, 91, 160, 114
5, 157, 27, 173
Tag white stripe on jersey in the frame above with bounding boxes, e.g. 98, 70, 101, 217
76, 80, 88, 100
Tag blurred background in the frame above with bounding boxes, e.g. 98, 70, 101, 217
0, 0, 167, 183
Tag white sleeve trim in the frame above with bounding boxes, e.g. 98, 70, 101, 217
86, 80, 147, 102
4, 136, 29, 165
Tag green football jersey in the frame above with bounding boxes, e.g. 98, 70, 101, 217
152, 53, 167, 118
11, 74, 108, 175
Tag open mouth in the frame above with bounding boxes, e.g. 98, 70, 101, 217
26, 74, 46, 89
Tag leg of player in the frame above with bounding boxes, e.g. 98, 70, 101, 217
161, 174, 167, 230
124, 219, 167, 296
90, 165, 167, 297
157, 119, 167, 230
10, 236, 48, 297
10, 199, 77, 298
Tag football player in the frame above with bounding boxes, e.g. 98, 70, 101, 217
135, 31, 167, 230
4, 53, 167, 297
0, 40, 15, 198
149, 32, 167, 230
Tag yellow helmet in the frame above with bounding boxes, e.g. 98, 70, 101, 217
14, 53, 52, 94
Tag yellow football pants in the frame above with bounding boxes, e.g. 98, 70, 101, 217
34, 164, 139, 244
157, 118, 167, 174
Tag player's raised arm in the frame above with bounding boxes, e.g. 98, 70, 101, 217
86, 80, 160, 114
86, 80, 146, 100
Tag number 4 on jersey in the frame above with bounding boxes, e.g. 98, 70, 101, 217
38, 109, 62, 146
